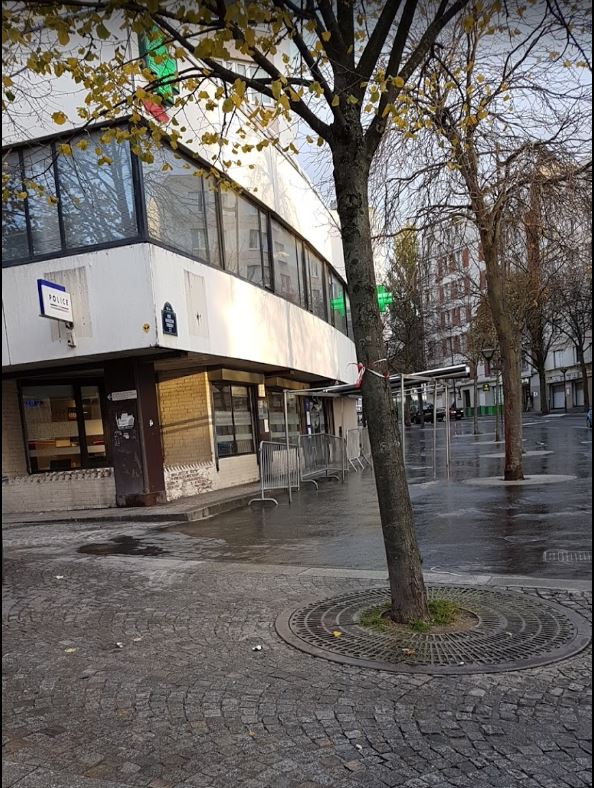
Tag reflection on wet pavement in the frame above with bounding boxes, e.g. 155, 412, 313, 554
170, 415, 591, 579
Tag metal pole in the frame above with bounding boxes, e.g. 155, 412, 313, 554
401, 374, 406, 460
433, 381, 438, 480
494, 374, 501, 443
283, 390, 292, 504
445, 381, 451, 479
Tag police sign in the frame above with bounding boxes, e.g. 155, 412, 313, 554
37, 279, 73, 323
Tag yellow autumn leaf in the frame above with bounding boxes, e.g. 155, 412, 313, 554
321, 31, 331, 42
52, 111, 68, 125
331, 95, 340, 107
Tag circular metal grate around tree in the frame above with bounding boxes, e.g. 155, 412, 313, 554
275, 586, 591, 674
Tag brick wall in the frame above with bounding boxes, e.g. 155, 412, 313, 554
157, 372, 213, 466
1, 468, 116, 513
2, 379, 27, 478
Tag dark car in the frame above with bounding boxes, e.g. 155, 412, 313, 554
449, 405, 464, 420
412, 404, 445, 424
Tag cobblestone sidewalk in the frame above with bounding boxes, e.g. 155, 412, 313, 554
2, 551, 592, 788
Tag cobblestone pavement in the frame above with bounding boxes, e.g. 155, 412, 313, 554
2, 546, 592, 788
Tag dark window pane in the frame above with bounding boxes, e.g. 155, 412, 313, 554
221, 190, 266, 286
231, 385, 255, 454
144, 146, 220, 264
2, 152, 29, 261
328, 270, 348, 334
204, 183, 221, 267
213, 383, 235, 457
23, 146, 62, 256
22, 384, 81, 472
271, 220, 302, 305
81, 385, 107, 465
306, 248, 327, 320
58, 135, 137, 248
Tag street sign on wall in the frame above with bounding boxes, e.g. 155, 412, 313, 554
37, 279, 73, 322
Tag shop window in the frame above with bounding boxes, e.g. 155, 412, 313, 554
267, 391, 301, 442
221, 191, 271, 287
212, 383, 256, 457
20, 383, 107, 472
143, 146, 221, 266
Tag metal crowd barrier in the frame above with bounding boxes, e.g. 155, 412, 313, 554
249, 441, 299, 506
346, 427, 372, 471
299, 432, 346, 488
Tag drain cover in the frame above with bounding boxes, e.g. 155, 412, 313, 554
544, 550, 592, 563
276, 586, 591, 675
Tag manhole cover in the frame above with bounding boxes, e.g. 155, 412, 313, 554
275, 586, 591, 675
544, 550, 592, 563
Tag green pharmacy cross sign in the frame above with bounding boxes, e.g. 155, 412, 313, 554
139, 26, 180, 107
377, 284, 393, 312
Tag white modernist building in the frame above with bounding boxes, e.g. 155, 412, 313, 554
1, 28, 359, 514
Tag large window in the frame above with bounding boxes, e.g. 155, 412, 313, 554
328, 269, 348, 335
221, 190, 271, 287
2, 133, 139, 264
305, 247, 327, 320
1, 152, 28, 261
143, 146, 221, 266
57, 135, 137, 247
271, 220, 305, 306
212, 383, 256, 457
21, 383, 107, 472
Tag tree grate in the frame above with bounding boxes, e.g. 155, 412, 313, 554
544, 550, 592, 563
275, 586, 591, 675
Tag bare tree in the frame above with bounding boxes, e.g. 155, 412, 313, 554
372, 4, 591, 479
3, 0, 481, 623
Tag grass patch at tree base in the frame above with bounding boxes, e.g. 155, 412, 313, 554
358, 598, 477, 635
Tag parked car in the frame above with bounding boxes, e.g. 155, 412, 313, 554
449, 405, 464, 420
412, 404, 445, 424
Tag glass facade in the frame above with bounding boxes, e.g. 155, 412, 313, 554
20, 382, 107, 472
143, 146, 221, 266
2, 132, 350, 336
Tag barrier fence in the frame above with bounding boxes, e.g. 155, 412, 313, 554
249, 441, 299, 506
299, 432, 346, 488
346, 427, 372, 470
250, 429, 370, 507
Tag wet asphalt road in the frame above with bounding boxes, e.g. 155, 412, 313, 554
168, 414, 592, 579
6, 414, 591, 580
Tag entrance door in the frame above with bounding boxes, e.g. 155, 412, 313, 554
551, 384, 565, 409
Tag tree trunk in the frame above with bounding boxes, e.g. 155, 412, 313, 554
537, 362, 549, 415
404, 394, 412, 427
577, 347, 590, 411
332, 141, 428, 623
482, 246, 524, 480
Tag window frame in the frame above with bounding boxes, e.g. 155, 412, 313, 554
211, 382, 257, 458
18, 377, 110, 474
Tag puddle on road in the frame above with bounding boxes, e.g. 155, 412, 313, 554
78, 535, 167, 557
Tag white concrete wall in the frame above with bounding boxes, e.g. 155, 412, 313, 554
2, 244, 357, 382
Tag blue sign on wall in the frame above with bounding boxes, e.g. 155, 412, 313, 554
161, 302, 178, 336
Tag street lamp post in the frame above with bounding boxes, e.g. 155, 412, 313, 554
482, 347, 501, 443
560, 367, 569, 413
